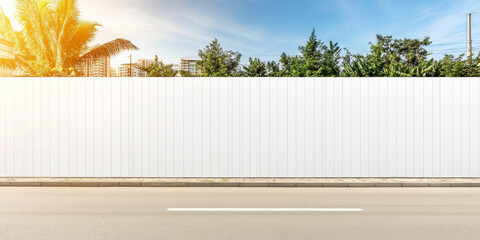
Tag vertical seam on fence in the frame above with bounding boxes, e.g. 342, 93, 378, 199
387, 79, 389, 176
461, 79, 463, 176
228, 78, 230, 176
141, 78, 144, 177
25, 79, 27, 176
259, 79, 262, 177
217, 78, 223, 176
432, 78, 434, 176
4, 79, 6, 176
157, 78, 160, 176
110, 79, 112, 176
303, 79, 307, 175
468, 78, 471, 176
413, 78, 415, 177
295, 78, 297, 177
350, 79, 353, 177
405, 78, 407, 177
192, 79, 195, 177
120, 78, 122, 176
32, 80, 35, 176
277, 79, 279, 176
367, 78, 370, 176
184, 78, 186, 177
68, 79, 70, 177
269, 78, 271, 177
287, 78, 289, 177
165, 79, 167, 177
333, 79, 335, 176
93, 80, 95, 176
439, 78, 442, 175
377, 78, 380, 177
48, 79, 51, 176
131, 78, 134, 177
342, 78, 344, 176
423, 78, 425, 177
13, 79, 16, 176
360, 79, 362, 177
395, 79, 399, 177
210, 78, 212, 177
249, 78, 251, 177
313, 78, 316, 177
101, 81, 105, 177
240, 79, 242, 176
173, 78, 175, 177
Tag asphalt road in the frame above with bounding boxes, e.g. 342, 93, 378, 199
1, 187, 480, 240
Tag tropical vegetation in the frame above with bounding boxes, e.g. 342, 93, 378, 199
136, 55, 178, 77
197, 29, 480, 77
0, 0, 137, 77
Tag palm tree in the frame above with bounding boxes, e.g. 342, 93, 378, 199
0, 0, 138, 76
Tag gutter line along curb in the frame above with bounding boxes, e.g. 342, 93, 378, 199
1, 181, 480, 187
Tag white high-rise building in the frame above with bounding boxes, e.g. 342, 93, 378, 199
179, 58, 200, 76
79, 56, 112, 77
117, 59, 154, 77
110, 67, 117, 77
118, 63, 143, 77
77, 44, 114, 77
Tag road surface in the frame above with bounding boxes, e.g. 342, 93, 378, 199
0, 187, 479, 240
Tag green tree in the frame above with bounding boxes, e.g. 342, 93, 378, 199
278, 29, 342, 77
0, 0, 138, 77
136, 55, 178, 77
438, 54, 480, 77
342, 34, 436, 77
242, 57, 267, 77
266, 61, 280, 77
197, 38, 241, 77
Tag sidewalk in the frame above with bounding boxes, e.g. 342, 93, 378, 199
1, 177, 480, 187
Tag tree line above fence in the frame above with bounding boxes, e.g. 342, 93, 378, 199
1, 0, 479, 77
184, 29, 480, 78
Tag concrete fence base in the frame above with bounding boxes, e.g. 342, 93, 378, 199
1, 178, 480, 187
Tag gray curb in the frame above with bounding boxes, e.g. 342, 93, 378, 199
1, 181, 480, 187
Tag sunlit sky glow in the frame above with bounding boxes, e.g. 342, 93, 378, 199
1, 0, 480, 68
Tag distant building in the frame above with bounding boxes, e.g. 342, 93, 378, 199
137, 59, 154, 68
118, 63, 142, 77
78, 56, 113, 77
0, 38, 15, 77
110, 67, 117, 77
116, 58, 200, 77
117, 59, 153, 77
179, 58, 200, 76
77, 45, 113, 77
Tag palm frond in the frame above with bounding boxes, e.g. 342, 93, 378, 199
16, 0, 50, 63
63, 21, 99, 67
79, 38, 138, 61
55, 0, 80, 67
0, 8, 16, 41
0, 57, 17, 70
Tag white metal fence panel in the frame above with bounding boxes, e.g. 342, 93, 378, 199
0, 77, 479, 177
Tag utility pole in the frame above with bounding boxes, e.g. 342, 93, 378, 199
467, 13, 472, 58
129, 54, 132, 77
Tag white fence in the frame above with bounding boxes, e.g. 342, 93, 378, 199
0, 77, 479, 177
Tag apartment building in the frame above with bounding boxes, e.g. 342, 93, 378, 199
110, 67, 117, 77
117, 59, 153, 77
179, 58, 200, 75
0, 38, 14, 77
78, 56, 113, 77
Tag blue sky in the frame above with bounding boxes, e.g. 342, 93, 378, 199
1, 0, 480, 67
